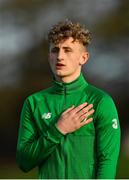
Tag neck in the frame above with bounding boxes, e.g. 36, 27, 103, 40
55, 71, 81, 83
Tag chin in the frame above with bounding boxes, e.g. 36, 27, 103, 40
55, 71, 66, 77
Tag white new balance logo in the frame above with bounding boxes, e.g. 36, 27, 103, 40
112, 119, 118, 129
41, 112, 52, 119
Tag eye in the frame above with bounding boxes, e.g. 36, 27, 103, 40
64, 49, 72, 53
51, 48, 59, 53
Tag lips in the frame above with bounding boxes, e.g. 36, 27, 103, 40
56, 63, 65, 69
56, 63, 65, 66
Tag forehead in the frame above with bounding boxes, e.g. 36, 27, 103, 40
50, 37, 83, 49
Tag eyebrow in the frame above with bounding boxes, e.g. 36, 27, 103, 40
63, 47, 72, 50
52, 46, 72, 49
51, 46, 73, 51
51, 47, 59, 50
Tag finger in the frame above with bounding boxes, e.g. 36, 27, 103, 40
73, 102, 88, 114
84, 109, 95, 118
80, 109, 94, 122
81, 117, 93, 125
79, 110, 94, 122
63, 105, 75, 115
77, 104, 93, 117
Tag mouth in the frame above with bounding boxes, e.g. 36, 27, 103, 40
56, 63, 66, 69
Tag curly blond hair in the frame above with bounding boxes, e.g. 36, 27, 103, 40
48, 19, 92, 47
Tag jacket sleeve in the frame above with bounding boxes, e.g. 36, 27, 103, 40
95, 95, 121, 179
16, 98, 64, 172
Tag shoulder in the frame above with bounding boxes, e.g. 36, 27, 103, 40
86, 84, 113, 104
87, 85, 118, 118
28, 87, 52, 100
86, 84, 118, 117
23, 87, 53, 110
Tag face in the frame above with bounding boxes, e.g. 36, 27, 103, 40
49, 37, 89, 82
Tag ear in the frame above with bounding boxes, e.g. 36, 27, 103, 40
79, 51, 89, 65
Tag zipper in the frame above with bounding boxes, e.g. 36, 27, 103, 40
62, 84, 68, 178
62, 85, 66, 111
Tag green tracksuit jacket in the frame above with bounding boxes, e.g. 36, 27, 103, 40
16, 73, 120, 179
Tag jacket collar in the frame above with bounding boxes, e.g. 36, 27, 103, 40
52, 73, 88, 94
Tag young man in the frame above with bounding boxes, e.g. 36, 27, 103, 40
16, 20, 121, 179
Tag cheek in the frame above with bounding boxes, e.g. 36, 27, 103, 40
48, 59, 53, 69
49, 54, 56, 64
49, 54, 54, 61
70, 55, 80, 66
49, 53, 57, 60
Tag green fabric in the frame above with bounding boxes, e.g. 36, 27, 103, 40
16, 73, 120, 179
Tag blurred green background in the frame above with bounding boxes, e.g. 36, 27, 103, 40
0, 0, 129, 178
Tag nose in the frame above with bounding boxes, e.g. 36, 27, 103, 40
57, 50, 64, 61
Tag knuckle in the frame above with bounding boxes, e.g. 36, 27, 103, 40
75, 113, 79, 118
76, 107, 80, 112
84, 107, 88, 112
89, 111, 92, 116
62, 112, 65, 115
67, 111, 71, 116
86, 112, 90, 116
74, 116, 78, 122
82, 109, 85, 113
83, 115, 87, 119
78, 104, 83, 110
69, 111, 74, 118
